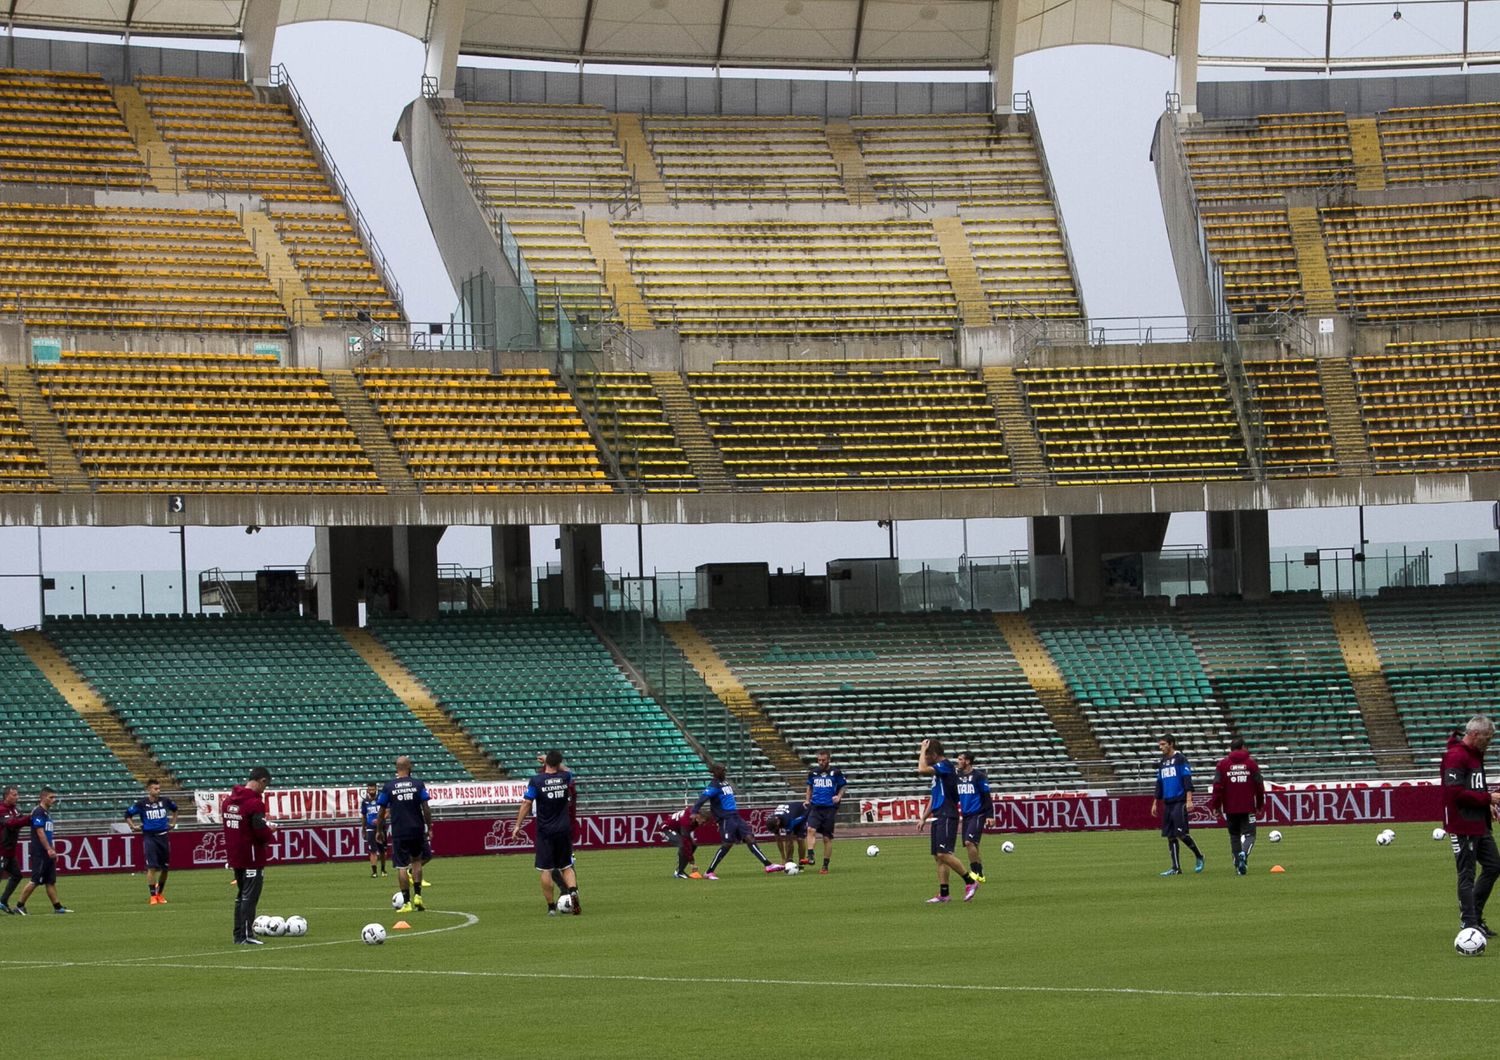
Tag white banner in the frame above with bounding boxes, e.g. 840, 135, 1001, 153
193, 780, 532, 824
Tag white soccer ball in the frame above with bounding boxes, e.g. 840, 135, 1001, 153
264, 916, 287, 936
1001, 840, 1015, 854
1455, 927, 1487, 957
556, 893, 575, 914
1377, 831, 1393, 846
361, 923, 386, 945
1268, 830, 1283, 843
252, 914, 271, 935
784, 862, 800, 875
1433, 827, 1449, 841
284, 915, 307, 937
391, 890, 406, 911
866, 845, 880, 857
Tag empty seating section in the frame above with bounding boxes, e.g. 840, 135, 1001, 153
573, 373, 693, 489
1030, 605, 1229, 785
1199, 209, 1302, 316
0, 633, 139, 819
644, 115, 844, 202
503, 216, 609, 328
1182, 113, 1352, 206
0, 202, 287, 330
36, 352, 380, 492
368, 614, 704, 801
269, 207, 400, 321
1019, 361, 1248, 484
44, 616, 469, 790
1379, 103, 1500, 186
1321, 199, 1500, 319
1361, 590, 1500, 765
135, 76, 334, 201
0, 68, 146, 188
1242, 357, 1337, 475
0, 378, 51, 490
1178, 597, 1375, 776
357, 367, 609, 492
963, 217, 1080, 318
687, 359, 1010, 489
611, 220, 958, 336
850, 114, 1050, 205
442, 103, 630, 207
1352, 339, 1500, 472
689, 611, 1084, 792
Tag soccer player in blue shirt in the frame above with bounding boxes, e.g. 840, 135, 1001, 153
510, 749, 580, 915
917, 740, 983, 903
13, 787, 70, 915
376, 756, 432, 913
124, 778, 178, 904
764, 800, 808, 867
695, 763, 780, 878
1151, 733, 1205, 875
360, 782, 387, 879
955, 752, 993, 886
805, 750, 847, 874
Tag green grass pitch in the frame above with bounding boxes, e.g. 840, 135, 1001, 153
2, 824, 1490, 1057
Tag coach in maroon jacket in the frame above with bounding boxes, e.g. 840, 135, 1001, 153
1209, 736, 1266, 876
1441, 717, 1500, 936
224, 766, 275, 945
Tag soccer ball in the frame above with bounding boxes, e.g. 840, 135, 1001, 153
556, 893, 575, 914
252, 914, 271, 935
1377, 831, 1394, 846
1268, 830, 1283, 843
284, 916, 307, 937
1455, 927, 1487, 956
1001, 841, 1015, 854
361, 923, 386, 945
784, 862, 800, 875
391, 890, 407, 911
264, 916, 287, 936
1433, 827, 1449, 841
866, 845, 880, 857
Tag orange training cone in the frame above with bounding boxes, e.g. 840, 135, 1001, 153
392, 920, 412, 930
1269, 865, 1285, 873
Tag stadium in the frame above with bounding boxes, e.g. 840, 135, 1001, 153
2, 0, 1499, 1054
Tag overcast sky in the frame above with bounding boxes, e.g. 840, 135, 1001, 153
0, 11, 1495, 627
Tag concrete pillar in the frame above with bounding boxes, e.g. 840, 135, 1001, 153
423, 0, 467, 99
1174, 0, 1202, 113
1028, 515, 1067, 602
243, 0, 282, 86
1206, 510, 1238, 596
559, 524, 604, 616
393, 526, 444, 620
1205, 509, 1271, 600
313, 526, 392, 626
989, 0, 1021, 114
491, 525, 533, 611
1065, 515, 1105, 608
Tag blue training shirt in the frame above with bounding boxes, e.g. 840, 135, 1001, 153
524, 770, 574, 835
693, 778, 740, 822
378, 776, 430, 836
360, 797, 381, 829
1155, 751, 1194, 802
807, 767, 847, 806
957, 769, 991, 818
29, 806, 52, 854
124, 796, 177, 833
929, 759, 960, 819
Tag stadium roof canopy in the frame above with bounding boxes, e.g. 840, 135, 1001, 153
3, 0, 1183, 69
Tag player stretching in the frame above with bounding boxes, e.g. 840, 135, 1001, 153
360, 782, 387, 878
1151, 734, 1205, 876
917, 740, 983, 903
511, 749, 580, 915
661, 806, 707, 879
955, 752, 993, 886
765, 800, 808, 867
124, 778, 178, 903
1208, 737, 1264, 876
695, 764, 781, 878
377, 756, 432, 914
805, 751, 847, 874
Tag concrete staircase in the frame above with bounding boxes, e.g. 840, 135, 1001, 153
931, 216, 993, 327
1346, 118, 1387, 192
339, 629, 507, 780
650, 371, 729, 486
13, 631, 174, 786
2, 366, 91, 492
993, 613, 1120, 787
981, 365, 1050, 485
825, 121, 877, 205
323, 370, 418, 491
1287, 205, 1337, 315
1328, 600, 1413, 769
582, 219, 655, 330
111, 85, 183, 192
1315, 356, 1374, 475
661, 622, 805, 775
238, 210, 321, 326
610, 113, 670, 206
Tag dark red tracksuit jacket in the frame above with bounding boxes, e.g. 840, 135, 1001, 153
1208, 747, 1266, 816
1441, 736, 1493, 836
223, 785, 272, 868
0, 804, 29, 859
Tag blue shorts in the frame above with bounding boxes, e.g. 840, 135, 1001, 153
391, 833, 431, 868
364, 826, 386, 853
807, 804, 838, 838
961, 815, 987, 846
534, 829, 573, 872
717, 815, 753, 844
31, 854, 56, 886
144, 832, 171, 870
1160, 801, 1190, 839
930, 816, 958, 856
